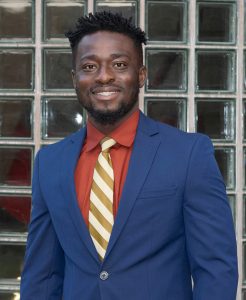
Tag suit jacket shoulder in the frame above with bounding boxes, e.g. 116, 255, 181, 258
39, 126, 86, 161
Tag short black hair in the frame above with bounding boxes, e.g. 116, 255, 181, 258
65, 11, 147, 67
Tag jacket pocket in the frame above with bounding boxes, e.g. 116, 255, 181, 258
138, 186, 177, 199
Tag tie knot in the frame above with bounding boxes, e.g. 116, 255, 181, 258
100, 137, 116, 152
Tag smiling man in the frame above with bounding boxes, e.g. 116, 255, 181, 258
71, 29, 146, 132
20, 12, 238, 300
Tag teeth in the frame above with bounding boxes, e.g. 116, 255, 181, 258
96, 91, 118, 96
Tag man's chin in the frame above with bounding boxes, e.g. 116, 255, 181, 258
80, 96, 139, 125
88, 109, 125, 125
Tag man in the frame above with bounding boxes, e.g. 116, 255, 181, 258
21, 12, 238, 299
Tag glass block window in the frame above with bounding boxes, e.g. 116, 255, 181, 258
0, 292, 20, 300
146, 49, 187, 91
0, 98, 33, 139
0, 49, 34, 90
0, 195, 31, 233
196, 99, 235, 141
196, 50, 235, 92
0, 147, 33, 187
197, 2, 236, 44
243, 196, 246, 237
244, 148, 246, 188
244, 242, 246, 284
95, 1, 138, 25
0, 0, 245, 298
43, 49, 73, 90
244, 52, 246, 91
228, 195, 236, 224
42, 98, 85, 138
243, 289, 246, 300
244, 101, 246, 140
146, 1, 187, 43
43, 0, 86, 41
145, 98, 186, 130
214, 147, 235, 189
0, 0, 34, 42
0, 244, 26, 280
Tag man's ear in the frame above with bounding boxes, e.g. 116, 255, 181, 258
71, 69, 76, 89
138, 66, 147, 88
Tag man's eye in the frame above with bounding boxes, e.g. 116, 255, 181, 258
82, 64, 96, 71
114, 62, 127, 68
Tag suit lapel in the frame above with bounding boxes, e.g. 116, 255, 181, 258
105, 113, 161, 260
60, 128, 100, 263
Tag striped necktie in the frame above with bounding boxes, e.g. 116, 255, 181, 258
89, 137, 116, 261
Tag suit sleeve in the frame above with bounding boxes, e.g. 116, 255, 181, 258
183, 135, 238, 300
21, 151, 64, 300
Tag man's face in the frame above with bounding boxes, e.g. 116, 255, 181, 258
72, 31, 146, 125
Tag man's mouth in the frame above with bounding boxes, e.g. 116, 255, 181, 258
94, 91, 119, 96
92, 86, 121, 93
91, 87, 121, 99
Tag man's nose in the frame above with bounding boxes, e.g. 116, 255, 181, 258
96, 65, 115, 84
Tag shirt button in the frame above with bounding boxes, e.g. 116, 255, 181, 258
100, 271, 109, 280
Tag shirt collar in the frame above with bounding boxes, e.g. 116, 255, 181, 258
85, 110, 140, 152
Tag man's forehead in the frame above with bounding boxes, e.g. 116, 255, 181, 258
78, 53, 132, 65
78, 30, 135, 48
75, 31, 137, 60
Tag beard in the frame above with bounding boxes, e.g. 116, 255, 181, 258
77, 87, 139, 125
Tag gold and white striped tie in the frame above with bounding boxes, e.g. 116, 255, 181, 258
89, 137, 116, 261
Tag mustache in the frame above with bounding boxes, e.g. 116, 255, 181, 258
90, 84, 123, 93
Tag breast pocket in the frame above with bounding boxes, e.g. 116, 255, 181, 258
137, 186, 177, 199
134, 186, 182, 226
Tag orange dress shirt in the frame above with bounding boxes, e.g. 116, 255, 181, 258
74, 110, 139, 226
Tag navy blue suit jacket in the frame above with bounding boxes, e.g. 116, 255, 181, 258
21, 112, 238, 299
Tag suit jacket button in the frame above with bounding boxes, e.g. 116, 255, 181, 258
100, 271, 109, 280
